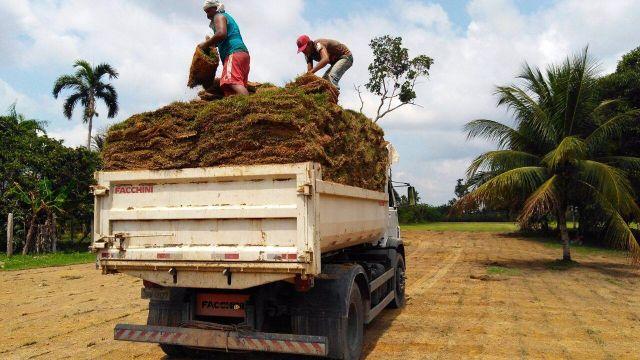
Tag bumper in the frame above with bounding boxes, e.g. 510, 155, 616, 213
114, 324, 328, 357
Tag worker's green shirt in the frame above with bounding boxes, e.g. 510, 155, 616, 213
210, 12, 249, 62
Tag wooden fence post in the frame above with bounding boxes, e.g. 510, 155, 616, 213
52, 214, 57, 253
7, 213, 13, 257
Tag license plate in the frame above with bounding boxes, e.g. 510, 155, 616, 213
195, 293, 250, 318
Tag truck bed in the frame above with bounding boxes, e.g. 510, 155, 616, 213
93, 162, 389, 289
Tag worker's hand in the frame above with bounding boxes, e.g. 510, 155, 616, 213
198, 41, 208, 51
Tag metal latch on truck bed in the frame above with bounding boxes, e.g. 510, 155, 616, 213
91, 233, 129, 252
90, 185, 109, 197
297, 183, 312, 196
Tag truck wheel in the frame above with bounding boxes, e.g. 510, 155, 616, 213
148, 300, 207, 359
340, 285, 364, 360
158, 343, 188, 358
390, 255, 406, 309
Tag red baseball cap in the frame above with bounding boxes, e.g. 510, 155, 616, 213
297, 35, 311, 53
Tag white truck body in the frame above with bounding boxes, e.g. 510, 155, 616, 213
93, 162, 391, 290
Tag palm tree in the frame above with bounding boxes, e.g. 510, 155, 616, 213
456, 48, 640, 262
53, 60, 119, 149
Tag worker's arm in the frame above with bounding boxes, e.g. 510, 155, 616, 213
199, 15, 228, 50
308, 47, 330, 74
306, 60, 313, 72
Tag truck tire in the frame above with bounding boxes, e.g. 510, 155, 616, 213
147, 300, 209, 359
339, 285, 364, 360
389, 255, 406, 309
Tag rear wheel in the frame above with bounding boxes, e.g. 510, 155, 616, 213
148, 300, 214, 359
390, 255, 406, 309
339, 285, 364, 360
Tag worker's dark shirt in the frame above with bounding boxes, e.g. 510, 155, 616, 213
306, 39, 352, 65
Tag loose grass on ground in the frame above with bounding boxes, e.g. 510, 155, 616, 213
487, 265, 522, 276
537, 239, 627, 257
0, 252, 95, 271
401, 222, 518, 233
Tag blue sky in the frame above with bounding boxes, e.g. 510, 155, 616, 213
1, 0, 639, 204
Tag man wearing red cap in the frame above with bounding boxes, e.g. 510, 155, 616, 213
297, 36, 353, 90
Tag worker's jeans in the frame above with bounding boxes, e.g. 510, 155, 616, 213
323, 55, 353, 90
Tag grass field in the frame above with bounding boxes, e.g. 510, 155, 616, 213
401, 222, 519, 232
0, 252, 95, 271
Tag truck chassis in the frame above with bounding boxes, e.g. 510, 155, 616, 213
115, 244, 405, 359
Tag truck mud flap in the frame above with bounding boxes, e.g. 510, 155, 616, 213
114, 324, 328, 357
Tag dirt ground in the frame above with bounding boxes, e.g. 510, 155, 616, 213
2, 231, 639, 360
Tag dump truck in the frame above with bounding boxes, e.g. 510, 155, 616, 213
92, 162, 408, 359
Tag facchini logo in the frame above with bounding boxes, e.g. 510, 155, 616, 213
114, 185, 154, 194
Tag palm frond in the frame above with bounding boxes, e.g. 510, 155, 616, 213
542, 136, 587, 169
579, 181, 640, 263
73, 60, 95, 84
467, 150, 540, 179
592, 99, 623, 115
95, 83, 119, 118
578, 160, 635, 212
585, 109, 640, 151
455, 167, 548, 212
598, 156, 640, 172
563, 47, 599, 135
518, 175, 560, 223
52, 75, 85, 98
93, 63, 119, 80
464, 119, 522, 148
62, 92, 86, 120
495, 86, 557, 144
518, 63, 552, 107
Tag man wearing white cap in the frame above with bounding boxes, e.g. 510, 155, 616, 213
199, 1, 250, 96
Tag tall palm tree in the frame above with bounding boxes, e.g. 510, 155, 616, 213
456, 48, 640, 262
53, 60, 119, 149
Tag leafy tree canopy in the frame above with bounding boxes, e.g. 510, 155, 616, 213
359, 35, 434, 123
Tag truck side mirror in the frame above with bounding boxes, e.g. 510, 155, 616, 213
408, 186, 417, 206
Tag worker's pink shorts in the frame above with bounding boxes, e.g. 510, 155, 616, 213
220, 51, 250, 95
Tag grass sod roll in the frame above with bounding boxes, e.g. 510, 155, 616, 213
102, 74, 389, 191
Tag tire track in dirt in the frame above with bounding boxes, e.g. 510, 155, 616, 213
408, 246, 462, 294
366, 235, 462, 359
445, 239, 491, 359
520, 275, 572, 359
537, 275, 614, 360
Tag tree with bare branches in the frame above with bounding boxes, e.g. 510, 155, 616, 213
356, 36, 433, 123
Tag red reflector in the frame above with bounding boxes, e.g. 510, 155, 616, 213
195, 293, 250, 317
157, 253, 170, 259
286, 253, 298, 260
224, 253, 240, 260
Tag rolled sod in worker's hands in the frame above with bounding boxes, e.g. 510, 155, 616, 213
188, 46, 220, 89
102, 75, 389, 191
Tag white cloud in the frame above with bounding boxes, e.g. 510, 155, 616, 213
1, 0, 639, 204
0, 78, 33, 111
47, 122, 88, 148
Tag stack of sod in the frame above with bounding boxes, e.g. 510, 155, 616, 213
102, 74, 388, 191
